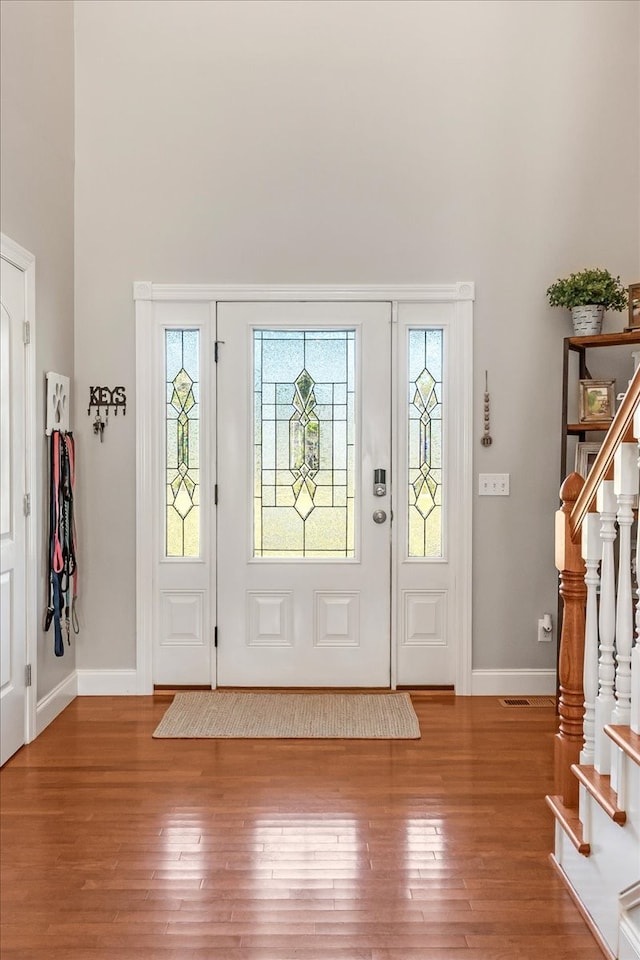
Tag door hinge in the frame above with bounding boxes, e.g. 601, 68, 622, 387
25, 664, 32, 687
23, 321, 31, 345
214, 626, 218, 647
23, 493, 31, 517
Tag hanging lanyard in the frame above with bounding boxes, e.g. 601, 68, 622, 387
52, 433, 64, 574
65, 434, 79, 633
44, 430, 79, 654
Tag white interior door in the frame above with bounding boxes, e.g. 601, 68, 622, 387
217, 301, 392, 687
1, 256, 27, 765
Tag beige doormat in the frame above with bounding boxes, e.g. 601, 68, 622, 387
152, 691, 420, 739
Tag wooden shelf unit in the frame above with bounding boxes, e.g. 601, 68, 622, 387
561, 330, 640, 483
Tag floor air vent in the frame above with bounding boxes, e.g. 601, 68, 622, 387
499, 696, 556, 707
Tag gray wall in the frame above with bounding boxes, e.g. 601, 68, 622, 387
0, 0, 76, 699
72, 0, 639, 677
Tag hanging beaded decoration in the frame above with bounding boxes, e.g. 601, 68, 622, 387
481, 370, 492, 446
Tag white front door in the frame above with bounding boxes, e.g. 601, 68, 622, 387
134, 283, 473, 695
0, 255, 28, 764
217, 302, 392, 687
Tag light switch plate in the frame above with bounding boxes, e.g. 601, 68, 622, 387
478, 473, 510, 496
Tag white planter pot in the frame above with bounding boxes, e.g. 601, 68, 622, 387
572, 304, 604, 336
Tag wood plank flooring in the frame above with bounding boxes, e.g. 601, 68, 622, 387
0, 693, 603, 959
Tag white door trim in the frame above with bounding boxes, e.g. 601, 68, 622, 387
135, 282, 475, 303
1, 233, 37, 743
134, 282, 474, 695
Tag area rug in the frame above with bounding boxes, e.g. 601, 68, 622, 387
152, 691, 420, 739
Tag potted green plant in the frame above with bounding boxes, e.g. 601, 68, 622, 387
546, 268, 628, 335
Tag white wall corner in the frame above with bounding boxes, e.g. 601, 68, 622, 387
35, 671, 78, 737
76, 669, 139, 696
471, 668, 557, 696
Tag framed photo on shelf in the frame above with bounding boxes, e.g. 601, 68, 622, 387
628, 282, 640, 330
579, 379, 616, 423
575, 442, 601, 478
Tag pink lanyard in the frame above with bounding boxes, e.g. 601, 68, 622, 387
52, 433, 64, 574
66, 434, 78, 599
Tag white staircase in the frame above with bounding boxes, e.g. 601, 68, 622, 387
548, 367, 640, 960
550, 726, 640, 958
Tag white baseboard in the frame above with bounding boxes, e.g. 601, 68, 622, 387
471, 668, 557, 696
35, 671, 78, 737
76, 669, 139, 695
69, 667, 557, 697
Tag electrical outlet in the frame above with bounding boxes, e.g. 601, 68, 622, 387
538, 618, 553, 642
478, 473, 510, 496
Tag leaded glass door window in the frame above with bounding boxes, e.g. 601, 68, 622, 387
408, 329, 443, 558
253, 330, 355, 559
165, 329, 200, 558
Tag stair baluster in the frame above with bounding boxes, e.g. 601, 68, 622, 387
632, 415, 640, 736
595, 479, 617, 777
581, 512, 601, 767
612, 444, 638, 735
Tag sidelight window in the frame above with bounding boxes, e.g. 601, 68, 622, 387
408, 328, 443, 558
165, 329, 200, 558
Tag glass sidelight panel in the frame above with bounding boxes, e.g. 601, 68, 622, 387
165, 329, 200, 557
408, 328, 443, 558
254, 329, 355, 558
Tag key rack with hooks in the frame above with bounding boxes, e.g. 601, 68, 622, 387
87, 385, 127, 441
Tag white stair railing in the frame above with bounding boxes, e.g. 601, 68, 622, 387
554, 366, 640, 813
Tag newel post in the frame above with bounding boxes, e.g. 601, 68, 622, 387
555, 473, 587, 809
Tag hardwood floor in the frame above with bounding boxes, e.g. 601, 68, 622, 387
0, 693, 603, 960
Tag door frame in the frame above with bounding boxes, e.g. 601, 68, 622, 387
1, 233, 37, 746
134, 282, 474, 695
